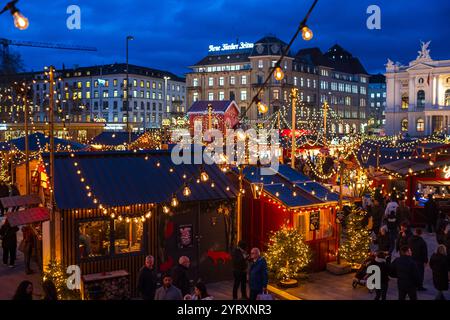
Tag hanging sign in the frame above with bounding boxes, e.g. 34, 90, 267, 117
309, 210, 320, 231
177, 224, 193, 249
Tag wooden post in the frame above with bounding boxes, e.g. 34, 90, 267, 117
337, 161, 344, 265
291, 88, 298, 169
23, 82, 30, 195
236, 165, 243, 242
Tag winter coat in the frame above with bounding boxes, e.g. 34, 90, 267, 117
232, 247, 248, 273
137, 266, 158, 300
389, 255, 421, 291
408, 235, 428, 264
370, 257, 390, 284
396, 229, 412, 252
429, 253, 449, 291
377, 232, 390, 252
386, 211, 399, 233
0, 223, 19, 248
424, 199, 438, 224
249, 257, 268, 291
397, 205, 411, 224
371, 205, 384, 230
171, 264, 190, 296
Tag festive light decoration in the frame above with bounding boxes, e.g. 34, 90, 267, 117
200, 170, 209, 182
265, 225, 312, 281
182, 185, 191, 197
339, 205, 371, 269
301, 26, 313, 41
42, 260, 80, 300
274, 67, 284, 81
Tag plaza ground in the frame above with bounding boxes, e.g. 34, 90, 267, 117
0, 222, 447, 300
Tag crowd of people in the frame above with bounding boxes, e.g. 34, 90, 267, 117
136, 242, 269, 301
360, 190, 450, 300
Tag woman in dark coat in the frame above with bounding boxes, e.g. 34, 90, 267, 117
0, 219, 19, 267
429, 245, 449, 300
12, 281, 33, 300
377, 226, 391, 253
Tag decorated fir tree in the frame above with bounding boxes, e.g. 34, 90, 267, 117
42, 260, 81, 300
265, 226, 312, 283
339, 205, 371, 268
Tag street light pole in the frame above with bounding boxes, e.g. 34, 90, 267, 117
125, 35, 134, 145
23, 82, 30, 195
291, 88, 298, 169
48, 66, 56, 261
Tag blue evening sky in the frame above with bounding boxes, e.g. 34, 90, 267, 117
1, 0, 449, 77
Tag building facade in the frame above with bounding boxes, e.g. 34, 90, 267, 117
385, 42, 450, 136
0, 63, 186, 135
187, 37, 370, 133
368, 73, 386, 129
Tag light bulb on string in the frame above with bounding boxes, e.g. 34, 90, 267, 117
182, 185, 191, 197
170, 194, 179, 207
274, 67, 284, 81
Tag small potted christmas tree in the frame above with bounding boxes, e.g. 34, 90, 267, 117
265, 225, 312, 288
339, 205, 371, 269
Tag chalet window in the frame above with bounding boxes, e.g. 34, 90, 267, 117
114, 219, 144, 254
78, 220, 111, 259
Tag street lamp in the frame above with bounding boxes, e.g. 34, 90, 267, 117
0, 0, 29, 30
164, 76, 171, 118
125, 35, 134, 144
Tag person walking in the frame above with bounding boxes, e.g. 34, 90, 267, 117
396, 200, 411, 225
390, 246, 421, 300
231, 240, 249, 300
42, 279, 58, 300
396, 222, 412, 253
371, 200, 384, 234
424, 194, 438, 233
248, 247, 268, 301
0, 219, 19, 267
12, 280, 33, 300
429, 245, 449, 300
137, 255, 158, 300
0, 181, 9, 217
370, 251, 390, 300
21, 225, 35, 274
171, 256, 191, 297
408, 228, 428, 291
386, 210, 399, 253
377, 225, 391, 253
154, 274, 182, 300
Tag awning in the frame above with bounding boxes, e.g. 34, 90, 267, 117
417, 180, 450, 186
0, 194, 41, 209
6, 207, 50, 227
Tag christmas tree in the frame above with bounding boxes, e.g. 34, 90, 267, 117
339, 205, 371, 268
42, 260, 81, 300
265, 226, 312, 282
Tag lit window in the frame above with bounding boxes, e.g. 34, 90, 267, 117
219, 77, 224, 86
78, 220, 111, 259
417, 90, 425, 108
241, 90, 247, 101
219, 91, 225, 100
401, 119, 408, 131
416, 118, 425, 132
208, 92, 214, 101
241, 76, 247, 85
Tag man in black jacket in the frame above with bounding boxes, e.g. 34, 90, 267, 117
370, 251, 390, 300
408, 228, 428, 291
171, 256, 191, 297
137, 255, 158, 300
0, 219, 19, 267
232, 241, 249, 300
396, 222, 412, 252
390, 246, 421, 300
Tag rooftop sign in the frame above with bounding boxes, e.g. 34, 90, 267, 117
208, 42, 254, 53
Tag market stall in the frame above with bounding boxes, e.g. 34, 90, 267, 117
40, 149, 237, 297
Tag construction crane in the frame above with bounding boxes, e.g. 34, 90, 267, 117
0, 37, 97, 55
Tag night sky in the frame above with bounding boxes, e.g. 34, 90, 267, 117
2, 0, 449, 77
